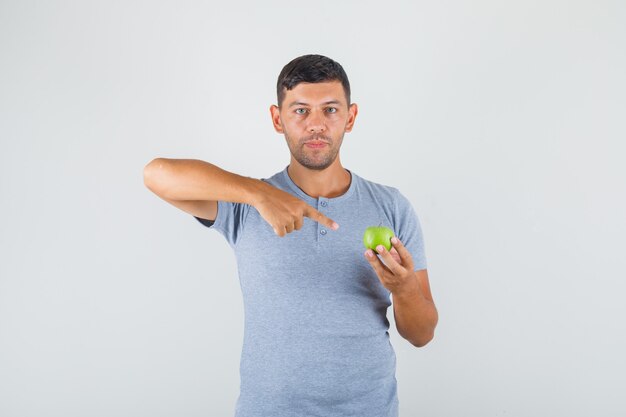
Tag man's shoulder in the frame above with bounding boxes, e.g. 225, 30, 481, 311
353, 172, 417, 217
260, 167, 288, 188
354, 172, 401, 200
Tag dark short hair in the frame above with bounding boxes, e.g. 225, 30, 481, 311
276, 54, 351, 108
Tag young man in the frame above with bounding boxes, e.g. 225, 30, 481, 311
144, 54, 438, 417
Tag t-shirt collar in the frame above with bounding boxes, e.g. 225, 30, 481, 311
281, 165, 356, 203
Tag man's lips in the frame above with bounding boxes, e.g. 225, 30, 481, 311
304, 140, 328, 148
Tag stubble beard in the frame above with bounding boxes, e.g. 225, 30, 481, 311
285, 131, 343, 171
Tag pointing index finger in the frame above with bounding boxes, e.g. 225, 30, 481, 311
304, 206, 339, 230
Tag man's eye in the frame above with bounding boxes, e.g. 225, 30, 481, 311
295, 108, 307, 114
327, 107, 337, 113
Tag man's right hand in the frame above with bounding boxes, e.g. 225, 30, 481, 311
253, 181, 339, 237
143, 158, 338, 237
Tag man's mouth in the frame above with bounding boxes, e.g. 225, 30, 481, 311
305, 140, 328, 149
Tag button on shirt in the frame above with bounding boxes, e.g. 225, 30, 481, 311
195, 165, 428, 417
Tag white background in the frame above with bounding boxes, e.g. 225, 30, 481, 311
1, 1, 625, 416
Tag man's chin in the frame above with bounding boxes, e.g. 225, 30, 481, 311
304, 164, 331, 171
297, 159, 334, 171
292, 148, 339, 171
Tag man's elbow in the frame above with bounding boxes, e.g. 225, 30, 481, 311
409, 331, 435, 348
409, 315, 438, 348
143, 158, 167, 192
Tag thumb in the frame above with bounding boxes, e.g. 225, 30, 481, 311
304, 206, 339, 231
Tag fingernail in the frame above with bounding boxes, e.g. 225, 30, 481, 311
332, 222, 339, 230
376, 245, 385, 253
365, 250, 372, 258
391, 237, 398, 244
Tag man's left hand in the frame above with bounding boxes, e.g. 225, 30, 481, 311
364, 237, 420, 296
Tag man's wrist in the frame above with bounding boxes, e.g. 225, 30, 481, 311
391, 274, 424, 301
241, 176, 269, 207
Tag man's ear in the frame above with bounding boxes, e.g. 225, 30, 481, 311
344, 103, 359, 132
270, 104, 284, 133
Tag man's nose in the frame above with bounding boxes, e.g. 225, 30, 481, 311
307, 110, 326, 133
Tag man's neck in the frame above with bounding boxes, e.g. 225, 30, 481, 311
287, 158, 351, 199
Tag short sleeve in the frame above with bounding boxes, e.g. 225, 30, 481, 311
193, 200, 251, 248
392, 190, 428, 271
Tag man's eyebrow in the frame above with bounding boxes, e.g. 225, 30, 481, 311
288, 100, 342, 107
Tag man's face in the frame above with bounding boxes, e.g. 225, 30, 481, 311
270, 80, 358, 171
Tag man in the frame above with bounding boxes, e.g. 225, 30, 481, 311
143, 54, 438, 417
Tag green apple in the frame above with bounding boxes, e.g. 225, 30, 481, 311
363, 226, 395, 251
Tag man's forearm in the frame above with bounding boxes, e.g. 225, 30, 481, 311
143, 158, 265, 204
392, 280, 438, 347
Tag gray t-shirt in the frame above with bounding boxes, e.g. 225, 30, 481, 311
195, 165, 427, 417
